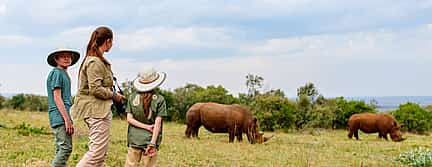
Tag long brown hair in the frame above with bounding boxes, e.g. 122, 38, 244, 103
141, 90, 154, 118
78, 26, 113, 75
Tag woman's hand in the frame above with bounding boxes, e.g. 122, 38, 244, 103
113, 92, 124, 103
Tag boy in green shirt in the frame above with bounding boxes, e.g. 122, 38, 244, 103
46, 48, 80, 167
125, 68, 167, 167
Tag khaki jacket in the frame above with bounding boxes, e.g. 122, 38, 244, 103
71, 56, 113, 121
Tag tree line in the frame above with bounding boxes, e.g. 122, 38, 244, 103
1, 74, 431, 133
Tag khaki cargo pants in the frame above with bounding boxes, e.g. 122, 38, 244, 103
125, 146, 158, 167
77, 112, 112, 167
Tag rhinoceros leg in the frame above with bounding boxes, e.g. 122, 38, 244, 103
185, 126, 193, 138
228, 127, 235, 143
236, 130, 243, 142
192, 126, 200, 138
348, 127, 358, 140
354, 130, 359, 140
185, 123, 201, 138
378, 132, 387, 140
382, 133, 389, 140
348, 129, 353, 139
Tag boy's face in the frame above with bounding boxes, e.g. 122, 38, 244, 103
54, 52, 73, 69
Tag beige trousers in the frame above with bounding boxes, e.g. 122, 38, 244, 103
77, 112, 112, 167
125, 146, 158, 167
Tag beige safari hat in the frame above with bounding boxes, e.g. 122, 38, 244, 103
47, 48, 80, 67
133, 68, 166, 92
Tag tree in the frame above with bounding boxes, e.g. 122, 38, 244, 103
171, 83, 204, 123
263, 89, 285, 98
245, 74, 263, 98
297, 82, 319, 101
0, 95, 5, 109
0, 83, 3, 109
7, 94, 26, 110
295, 83, 319, 129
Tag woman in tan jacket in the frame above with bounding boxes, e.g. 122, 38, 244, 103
71, 26, 123, 167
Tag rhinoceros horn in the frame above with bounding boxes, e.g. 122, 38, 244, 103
264, 135, 274, 142
258, 131, 274, 143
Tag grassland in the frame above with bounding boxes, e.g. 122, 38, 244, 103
0, 110, 431, 167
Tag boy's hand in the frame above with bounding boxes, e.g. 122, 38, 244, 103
65, 120, 74, 135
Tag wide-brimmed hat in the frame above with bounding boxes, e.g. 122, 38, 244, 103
47, 48, 80, 67
133, 68, 166, 92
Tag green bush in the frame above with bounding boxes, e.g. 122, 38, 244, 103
171, 84, 238, 123
14, 122, 50, 136
304, 98, 338, 129
392, 103, 432, 134
332, 97, 376, 129
158, 89, 176, 122
252, 95, 296, 131
4, 94, 48, 111
0, 95, 5, 109
395, 147, 432, 167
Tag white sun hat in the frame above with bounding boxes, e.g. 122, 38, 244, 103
133, 68, 166, 92
47, 48, 80, 67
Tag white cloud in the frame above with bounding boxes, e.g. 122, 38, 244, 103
0, 4, 6, 15
0, 26, 95, 56
0, 35, 34, 46
105, 25, 432, 97
110, 55, 273, 96
117, 26, 234, 51
243, 29, 408, 60
0, 63, 80, 96
50, 26, 94, 50
1, 2, 432, 98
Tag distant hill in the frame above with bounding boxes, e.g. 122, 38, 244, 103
346, 96, 432, 111
1, 93, 17, 98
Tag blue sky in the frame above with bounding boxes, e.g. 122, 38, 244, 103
0, 0, 432, 97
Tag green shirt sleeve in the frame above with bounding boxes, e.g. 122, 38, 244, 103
126, 93, 133, 114
157, 96, 168, 117
86, 60, 112, 100
50, 70, 63, 90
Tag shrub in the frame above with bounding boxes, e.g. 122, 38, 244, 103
332, 97, 376, 129
171, 84, 238, 123
14, 122, 50, 136
252, 95, 296, 131
304, 98, 338, 129
392, 102, 432, 134
395, 147, 432, 167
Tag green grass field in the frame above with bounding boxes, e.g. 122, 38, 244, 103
0, 110, 431, 167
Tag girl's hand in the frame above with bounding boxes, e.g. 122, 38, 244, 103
145, 144, 158, 157
147, 124, 154, 132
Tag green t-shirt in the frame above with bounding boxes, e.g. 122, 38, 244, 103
126, 90, 168, 149
46, 68, 72, 128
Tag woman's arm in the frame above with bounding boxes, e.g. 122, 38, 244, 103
126, 113, 153, 132
87, 60, 113, 100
